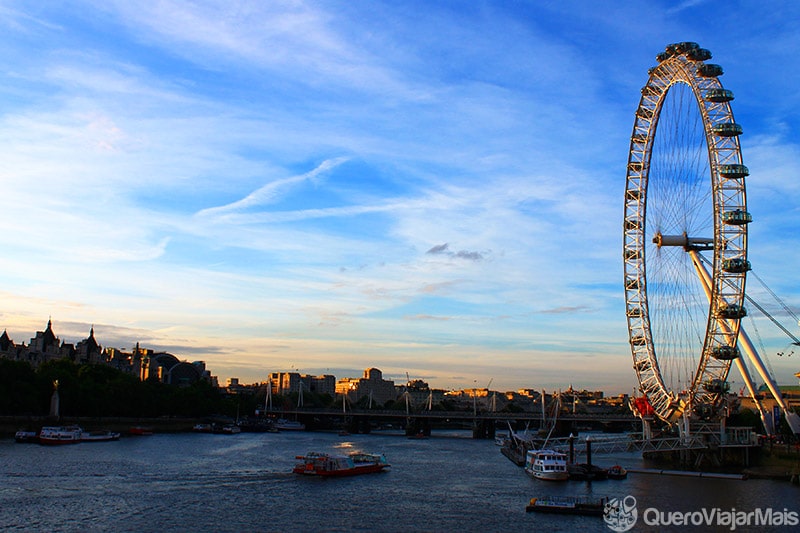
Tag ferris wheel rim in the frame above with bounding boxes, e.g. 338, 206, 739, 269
623, 42, 750, 425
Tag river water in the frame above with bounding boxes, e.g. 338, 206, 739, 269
0, 429, 796, 532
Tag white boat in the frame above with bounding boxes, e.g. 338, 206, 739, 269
14, 430, 39, 443
275, 419, 305, 431
524, 449, 569, 481
39, 426, 83, 445
81, 430, 121, 442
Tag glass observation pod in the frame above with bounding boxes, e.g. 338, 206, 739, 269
697, 63, 724, 77
717, 303, 747, 319
712, 122, 743, 137
694, 403, 715, 419
624, 249, 641, 260
624, 218, 641, 230
705, 88, 734, 102
630, 335, 646, 346
625, 189, 642, 201
687, 48, 712, 61
722, 257, 751, 273
711, 345, 741, 361
656, 51, 670, 63
667, 41, 699, 55
641, 85, 660, 97
722, 209, 753, 225
718, 164, 749, 179
703, 379, 731, 394
625, 278, 640, 290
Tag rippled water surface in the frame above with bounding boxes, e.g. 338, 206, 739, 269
0, 430, 796, 532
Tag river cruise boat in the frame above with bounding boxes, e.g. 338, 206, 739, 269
39, 426, 83, 445
526, 495, 608, 515
524, 449, 569, 481
293, 452, 390, 477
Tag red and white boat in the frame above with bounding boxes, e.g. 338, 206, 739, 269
293, 452, 390, 477
38, 426, 83, 445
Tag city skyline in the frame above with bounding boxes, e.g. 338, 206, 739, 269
2, 2, 800, 395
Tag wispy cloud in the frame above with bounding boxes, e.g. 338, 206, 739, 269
195, 157, 349, 219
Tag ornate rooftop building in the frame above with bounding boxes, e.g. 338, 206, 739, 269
0, 319, 212, 386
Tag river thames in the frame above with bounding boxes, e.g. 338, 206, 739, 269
0, 429, 797, 532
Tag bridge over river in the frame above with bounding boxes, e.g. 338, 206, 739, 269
263, 407, 639, 438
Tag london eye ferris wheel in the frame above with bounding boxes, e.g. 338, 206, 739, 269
623, 42, 750, 426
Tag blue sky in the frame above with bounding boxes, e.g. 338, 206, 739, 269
1, 1, 800, 394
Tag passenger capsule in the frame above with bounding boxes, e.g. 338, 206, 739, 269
697, 63, 724, 77
687, 48, 712, 61
625, 278, 640, 290
712, 122, 743, 137
656, 52, 670, 63
718, 164, 749, 179
666, 43, 682, 55
722, 258, 751, 273
703, 379, 730, 394
625, 189, 642, 201
722, 209, 752, 225
624, 218, 641, 230
630, 335, 646, 346
705, 88, 734, 102
711, 345, 740, 360
694, 403, 715, 419
641, 85, 661, 97
717, 303, 747, 319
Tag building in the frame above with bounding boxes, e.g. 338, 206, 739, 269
739, 384, 800, 412
0, 320, 91, 367
141, 351, 210, 386
336, 368, 397, 406
0, 319, 215, 386
267, 372, 336, 397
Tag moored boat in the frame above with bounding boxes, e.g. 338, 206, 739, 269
14, 430, 39, 443
275, 419, 305, 431
293, 452, 390, 477
81, 430, 121, 442
524, 449, 569, 481
526, 495, 608, 515
39, 426, 83, 445
129, 426, 154, 436
606, 465, 628, 480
